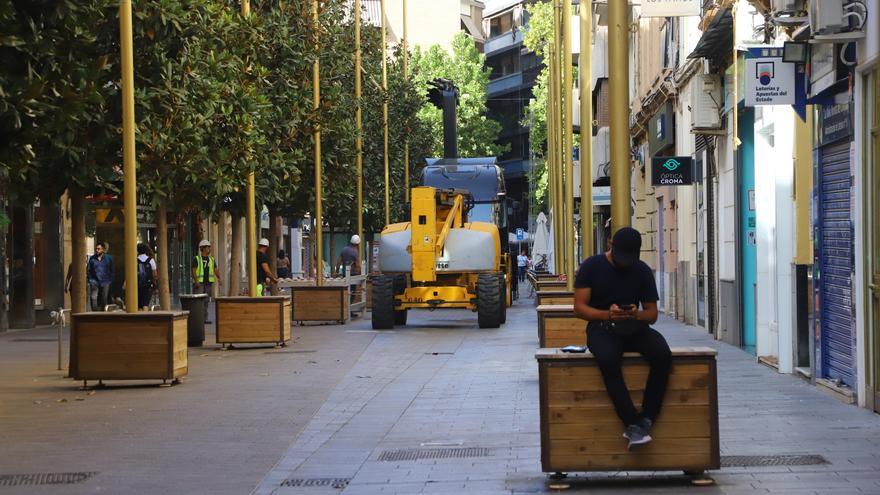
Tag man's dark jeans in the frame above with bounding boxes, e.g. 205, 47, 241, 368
587, 322, 672, 426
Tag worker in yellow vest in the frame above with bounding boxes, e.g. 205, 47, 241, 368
192, 239, 221, 322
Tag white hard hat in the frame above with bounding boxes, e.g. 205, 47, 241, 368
258, 238, 270, 247
198, 239, 211, 248
350, 234, 360, 245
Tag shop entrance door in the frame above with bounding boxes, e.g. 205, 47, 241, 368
868, 69, 880, 413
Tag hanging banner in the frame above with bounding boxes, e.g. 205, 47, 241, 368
651, 157, 694, 186
745, 48, 796, 106
641, 0, 701, 17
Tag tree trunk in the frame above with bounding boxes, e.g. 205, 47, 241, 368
10, 202, 35, 328
229, 211, 242, 296
70, 192, 87, 314
0, 198, 8, 331
156, 198, 171, 310
328, 224, 335, 277
268, 208, 280, 294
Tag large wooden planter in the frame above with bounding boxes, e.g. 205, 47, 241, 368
535, 290, 574, 306
537, 305, 585, 348
536, 347, 720, 475
215, 296, 291, 346
291, 286, 350, 324
536, 280, 568, 292
70, 311, 188, 386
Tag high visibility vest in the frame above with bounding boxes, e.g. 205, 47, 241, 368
194, 255, 215, 283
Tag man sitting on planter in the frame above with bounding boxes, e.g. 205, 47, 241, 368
572, 227, 672, 450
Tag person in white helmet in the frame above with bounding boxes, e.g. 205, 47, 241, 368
192, 239, 221, 321
256, 238, 278, 295
336, 234, 361, 276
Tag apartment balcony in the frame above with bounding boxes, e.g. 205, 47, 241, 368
484, 29, 524, 57
487, 72, 523, 96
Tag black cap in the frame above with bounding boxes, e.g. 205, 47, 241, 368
611, 227, 642, 268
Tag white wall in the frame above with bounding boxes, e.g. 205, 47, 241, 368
384, 0, 462, 52
717, 112, 737, 282
753, 105, 795, 370
853, 0, 878, 408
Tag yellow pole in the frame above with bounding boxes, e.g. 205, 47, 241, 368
552, 1, 566, 275
402, 0, 410, 203
119, 0, 138, 312
381, 0, 390, 225
579, 0, 593, 259
549, 40, 563, 274
546, 44, 557, 272
608, 0, 630, 233
793, 111, 813, 264
313, 0, 324, 287
562, 0, 575, 290
242, 0, 257, 297
355, 0, 363, 266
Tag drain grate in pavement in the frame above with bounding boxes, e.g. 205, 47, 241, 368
12, 338, 57, 342
721, 455, 829, 467
378, 447, 493, 462
279, 478, 350, 489
424, 352, 454, 356
0, 472, 97, 486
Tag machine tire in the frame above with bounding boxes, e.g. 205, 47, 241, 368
477, 272, 503, 328
392, 275, 408, 326
371, 276, 395, 330
499, 276, 507, 324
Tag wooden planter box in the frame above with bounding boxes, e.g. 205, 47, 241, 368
70, 311, 188, 385
536, 347, 720, 474
535, 290, 574, 306
536, 280, 568, 292
537, 305, 585, 347
215, 296, 291, 345
291, 286, 350, 324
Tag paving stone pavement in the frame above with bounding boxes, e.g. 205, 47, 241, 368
253, 302, 880, 495
2, 298, 879, 495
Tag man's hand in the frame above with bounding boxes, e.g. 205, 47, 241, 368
609, 304, 637, 320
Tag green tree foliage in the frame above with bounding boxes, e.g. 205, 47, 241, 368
411, 32, 507, 159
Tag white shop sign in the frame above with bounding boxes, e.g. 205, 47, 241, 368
745, 52, 796, 106
640, 0, 701, 17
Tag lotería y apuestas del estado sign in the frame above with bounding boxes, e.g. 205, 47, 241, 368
651, 156, 694, 186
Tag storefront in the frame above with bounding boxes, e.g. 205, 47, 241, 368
814, 101, 856, 390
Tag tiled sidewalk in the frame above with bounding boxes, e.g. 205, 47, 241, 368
254, 304, 880, 495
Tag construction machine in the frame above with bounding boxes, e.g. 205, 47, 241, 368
371, 79, 511, 329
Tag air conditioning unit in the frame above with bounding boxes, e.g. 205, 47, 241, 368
691, 74, 722, 131
809, 0, 867, 40
810, 0, 846, 34
772, 0, 805, 15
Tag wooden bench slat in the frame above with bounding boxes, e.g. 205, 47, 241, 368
548, 452, 713, 471
536, 346, 718, 359
549, 404, 711, 423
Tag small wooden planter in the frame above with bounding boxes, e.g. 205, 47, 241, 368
537, 305, 585, 347
70, 311, 188, 386
536, 347, 720, 475
291, 286, 350, 324
535, 290, 574, 306
215, 296, 291, 346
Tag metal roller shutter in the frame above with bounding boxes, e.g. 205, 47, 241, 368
818, 140, 855, 387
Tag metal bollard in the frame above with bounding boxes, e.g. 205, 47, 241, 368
50, 308, 70, 371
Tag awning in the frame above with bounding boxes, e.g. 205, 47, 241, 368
687, 8, 733, 62
461, 15, 484, 42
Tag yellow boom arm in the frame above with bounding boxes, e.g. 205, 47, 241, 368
411, 187, 464, 282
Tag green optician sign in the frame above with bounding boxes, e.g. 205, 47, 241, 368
651, 156, 693, 186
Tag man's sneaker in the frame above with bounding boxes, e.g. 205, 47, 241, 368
623, 418, 653, 450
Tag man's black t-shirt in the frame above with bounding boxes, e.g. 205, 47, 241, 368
256, 251, 271, 282
574, 253, 659, 310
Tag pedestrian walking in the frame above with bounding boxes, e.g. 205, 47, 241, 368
256, 238, 279, 295
192, 239, 221, 322
572, 227, 671, 450
86, 242, 114, 311
517, 249, 529, 283
136, 243, 158, 311
277, 249, 291, 279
